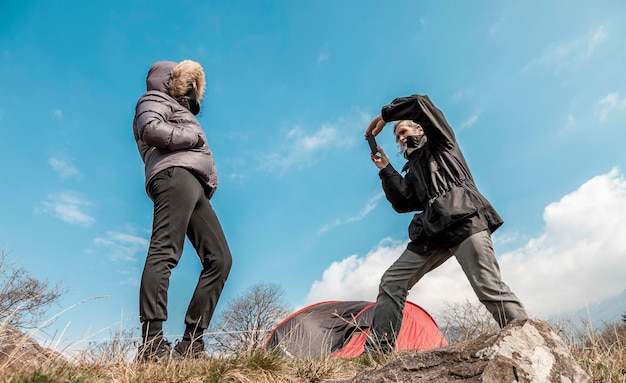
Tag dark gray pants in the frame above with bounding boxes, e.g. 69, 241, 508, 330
140, 167, 232, 333
368, 230, 527, 351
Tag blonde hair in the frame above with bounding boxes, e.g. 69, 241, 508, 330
168, 60, 206, 101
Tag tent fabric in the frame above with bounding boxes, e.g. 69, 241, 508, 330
264, 300, 447, 358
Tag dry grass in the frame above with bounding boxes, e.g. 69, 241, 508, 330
558, 320, 626, 383
0, 350, 388, 383
2, 320, 625, 382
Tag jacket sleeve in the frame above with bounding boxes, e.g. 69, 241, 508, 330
381, 94, 456, 150
379, 164, 423, 213
134, 93, 201, 151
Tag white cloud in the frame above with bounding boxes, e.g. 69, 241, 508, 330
522, 23, 608, 73
492, 230, 520, 246
93, 230, 148, 263
488, 16, 505, 38
305, 168, 626, 320
305, 238, 407, 303
566, 114, 576, 128
48, 157, 80, 178
226, 172, 247, 183
457, 112, 480, 132
452, 90, 472, 102
259, 113, 370, 174
317, 53, 329, 64
304, 237, 477, 315
584, 24, 608, 58
594, 92, 626, 122
42, 191, 95, 226
319, 191, 384, 233
53, 109, 63, 119
499, 167, 626, 317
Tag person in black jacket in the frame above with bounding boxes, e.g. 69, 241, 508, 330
364, 94, 528, 353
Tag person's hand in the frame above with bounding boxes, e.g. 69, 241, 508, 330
365, 115, 386, 137
371, 146, 390, 170
195, 134, 205, 148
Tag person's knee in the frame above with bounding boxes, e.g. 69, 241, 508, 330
204, 251, 232, 277
145, 252, 179, 271
220, 254, 233, 276
379, 277, 406, 300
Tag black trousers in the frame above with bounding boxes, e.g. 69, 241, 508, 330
139, 167, 232, 332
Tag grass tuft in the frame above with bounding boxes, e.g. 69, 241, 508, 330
3, 317, 626, 382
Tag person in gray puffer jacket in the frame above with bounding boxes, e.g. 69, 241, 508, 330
133, 60, 232, 361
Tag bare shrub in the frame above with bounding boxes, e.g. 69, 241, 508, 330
77, 325, 139, 364
0, 248, 66, 329
208, 283, 291, 355
436, 299, 500, 344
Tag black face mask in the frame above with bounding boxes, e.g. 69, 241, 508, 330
406, 134, 426, 149
188, 98, 200, 115
186, 85, 200, 115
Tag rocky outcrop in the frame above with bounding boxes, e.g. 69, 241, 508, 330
343, 319, 590, 382
0, 323, 66, 368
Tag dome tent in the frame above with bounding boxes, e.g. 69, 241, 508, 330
263, 300, 447, 358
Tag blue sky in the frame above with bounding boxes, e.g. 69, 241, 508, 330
2, 1, 626, 352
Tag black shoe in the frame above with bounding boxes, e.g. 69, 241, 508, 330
136, 337, 178, 363
174, 338, 207, 359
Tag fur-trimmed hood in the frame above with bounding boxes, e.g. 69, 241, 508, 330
145, 60, 206, 101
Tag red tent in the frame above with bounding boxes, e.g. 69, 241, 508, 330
264, 300, 447, 358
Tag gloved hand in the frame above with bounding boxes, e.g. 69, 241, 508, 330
195, 134, 205, 148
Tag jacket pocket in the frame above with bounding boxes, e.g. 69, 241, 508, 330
422, 184, 477, 237
408, 213, 424, 242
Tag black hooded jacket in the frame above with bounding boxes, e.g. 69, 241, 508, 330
378, 94, 503, 253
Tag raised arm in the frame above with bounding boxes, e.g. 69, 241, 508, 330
381, 94, 457, 149
365, 114, 387, 137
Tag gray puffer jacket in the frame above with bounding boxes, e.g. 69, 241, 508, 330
133, 60, 218, 199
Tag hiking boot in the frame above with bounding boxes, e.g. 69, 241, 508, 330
174, 338, 208, 359
136, 337, 179, 363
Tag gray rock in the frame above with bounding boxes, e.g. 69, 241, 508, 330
340, 319, 590, 382
0, 323, 66, 368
